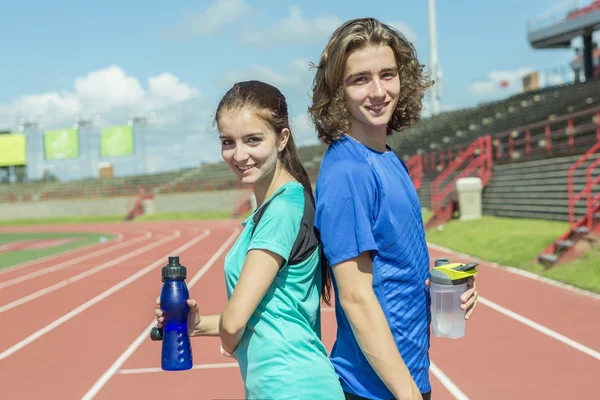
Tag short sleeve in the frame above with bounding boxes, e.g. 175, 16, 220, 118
315, 161, 378, 266
247, 191, 302, 264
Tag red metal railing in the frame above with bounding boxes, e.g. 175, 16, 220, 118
405, 154, 423, 191
493, 106, 600, 162
568, 140, 600, 227
586, 159, 600, 230
430, 135, 493, 213
424, 106, 600, 172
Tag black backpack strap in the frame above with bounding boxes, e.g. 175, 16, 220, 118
250, 188, 320, 267
251, 189, 286, 238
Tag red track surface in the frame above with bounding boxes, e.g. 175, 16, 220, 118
0, 220, 598, 400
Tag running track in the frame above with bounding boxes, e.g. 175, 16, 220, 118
0, 220, 598, 399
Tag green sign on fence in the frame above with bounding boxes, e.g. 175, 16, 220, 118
44, 129, 79, 160
100, 125, 134, 158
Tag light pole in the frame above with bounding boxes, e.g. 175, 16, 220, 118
129, 115, 148, 175
18, 120, 39, 181
74, 117, 95, 179
428, 0, 442, 116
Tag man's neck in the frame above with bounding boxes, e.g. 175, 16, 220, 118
347, 123, 388, 152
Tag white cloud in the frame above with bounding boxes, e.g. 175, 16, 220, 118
169, 0, 251, 37
222, 65, 300, 88
0, 65, 200, 131
239, 11, 417, 50
240, 6, 341, 47
220, 58, 315, 90
145, 73, 200, 111
4, 92, 81, 127
290, 114, 319, 147
75, 65, 145, 110
468, 68, 535, 96
168, 3, 415, 51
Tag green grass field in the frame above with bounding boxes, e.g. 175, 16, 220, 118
0, 232, 115, 270
0, 210, 236, 270
422, 210, 600, 294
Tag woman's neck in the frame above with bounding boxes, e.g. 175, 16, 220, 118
253, 163, 296, 207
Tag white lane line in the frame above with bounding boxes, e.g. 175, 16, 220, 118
0, 231, 180, 314
430, 361, 470, 400
117, 362, 239, 375
0, 232, 125, 275
321, 306, 469, 399
427, 242, 600, 301
480, 297, 600, 360
81, 228, 240, 400
0, 232, 152, 289
0, 229, 212, 361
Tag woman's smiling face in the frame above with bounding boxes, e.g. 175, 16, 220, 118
218, 108, 284, 186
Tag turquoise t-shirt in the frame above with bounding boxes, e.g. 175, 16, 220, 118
224, 182, 344, 400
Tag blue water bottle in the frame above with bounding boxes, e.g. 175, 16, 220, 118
149, 256, 193, 371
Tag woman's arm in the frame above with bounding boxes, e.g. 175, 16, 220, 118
187, 299, 221, 336
155, 298, 221, 337
333, 252, 422, 400
191, 315, 221, 336
219, 248, 281, 353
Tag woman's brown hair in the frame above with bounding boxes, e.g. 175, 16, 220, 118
215, 80, 332, 305
308, 17, 434, 144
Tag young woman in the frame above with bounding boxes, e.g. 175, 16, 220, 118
154, 80, 345, 399
308, 18, 479, 400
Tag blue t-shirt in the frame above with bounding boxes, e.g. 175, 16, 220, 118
314, 135, 431, 399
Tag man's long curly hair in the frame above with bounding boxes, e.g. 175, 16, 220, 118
308, 18, 434, 144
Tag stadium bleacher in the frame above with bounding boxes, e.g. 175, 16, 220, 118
388, 78, 600, 161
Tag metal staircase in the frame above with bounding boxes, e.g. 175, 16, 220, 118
538, 140, 600, 267
405, 154, 423, 191
425, 135, 493, 230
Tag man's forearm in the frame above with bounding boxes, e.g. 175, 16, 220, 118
342, 293, 421, 400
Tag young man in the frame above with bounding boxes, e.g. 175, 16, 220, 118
309, 18, 478, 400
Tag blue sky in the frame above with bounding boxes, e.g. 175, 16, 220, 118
0, 0, 593, 180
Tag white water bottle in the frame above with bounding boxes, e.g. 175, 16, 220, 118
430, 258, 478, 339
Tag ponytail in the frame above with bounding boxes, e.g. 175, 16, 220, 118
280, 133, 332, 306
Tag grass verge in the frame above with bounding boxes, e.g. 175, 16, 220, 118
422, 210, 600, 294
0, 232, 115, 270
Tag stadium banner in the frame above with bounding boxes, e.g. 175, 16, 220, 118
100, 125, 134, 157
44, 128, 79, 160
0, 133, 27, 167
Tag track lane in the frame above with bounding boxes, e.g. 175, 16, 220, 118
0, 227, 174, 308
428, 247, 600, 354
2, 220, 597, 400
0, 227, 198, 356
0, 224, 235, 400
